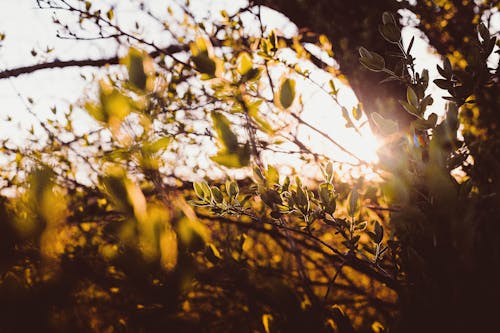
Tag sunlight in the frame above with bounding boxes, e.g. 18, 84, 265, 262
297, 70, 382, 165
258, 65, 384, 182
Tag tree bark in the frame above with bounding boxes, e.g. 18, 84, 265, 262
256, 0, 413, 129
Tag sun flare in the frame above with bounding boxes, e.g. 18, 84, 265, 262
298, 78, 382, 167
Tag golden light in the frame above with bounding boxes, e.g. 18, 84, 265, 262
294, 71, 381, 166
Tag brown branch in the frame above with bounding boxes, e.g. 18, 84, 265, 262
0, 44, 187, 80
197, 212, 400, 292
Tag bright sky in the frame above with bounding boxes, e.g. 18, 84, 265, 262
0, 0, 457, 181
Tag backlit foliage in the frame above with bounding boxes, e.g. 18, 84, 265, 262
0, 1, 498, 332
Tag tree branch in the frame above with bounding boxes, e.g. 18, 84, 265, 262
0, 44, 187, 80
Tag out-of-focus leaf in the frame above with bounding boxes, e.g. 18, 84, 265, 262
160, 226, 178, 271
176, 214, 207, 253
192, 54, 217, 77
262, 314, 273, 333
248, 101, 274, 135
143, 137, 172, 155
276, 77, 296, 109
206, 243, 222, 263
237, 52, 253, 75
371, 112, 399, 135
190, 36, 219, 78
352, 105, 362, 121
347, 189, 359, 217
121, 48, 153, 90
211, 112, 238, 152
210, 145, 250, 168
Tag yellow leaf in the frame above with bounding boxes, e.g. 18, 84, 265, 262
352, 104, 362, 121
143, 137, 172, 155
210, 151, 244, 168
106, 9, 114, 20
237, 52, 253, 75
262, 314, 273, 333
160, 227, 178, 271
211, 112, 238, 152
248, 102, 274, 135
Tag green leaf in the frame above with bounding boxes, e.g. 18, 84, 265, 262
227, 181, 239, 198
211, 143, 250, 168
192, 54, 216, 77
278, 176, 288, 192
443, 57, 452, 76
412, 118, 432, 130
248, 102, 274, 134
434, 79, 452, 90
407, 86, 419, 107
266, 165, 280, 187
123, 48, 149, 90
421, 69, 429, 88
253, 166, 265, 184
347, 189, 359, 217
478, 23, 490, 42
211, 112, 238, 152
143, 137, 172, 155
328, 79, 338, 95
211, 186, 223, 203
211, 151, 247, 168
325, 161, 334, 183
355, 221, 367, 231
193, 182, 205, 199
427, 113, 438, 127
100, 172, 133, 215
237, 52, 253, 76
190, 36, 209, 55
190, 37, 218, 78
379, 23, 401, 44
399, 100, 420, 118
319, 183, 336, 215
359, 47, 385, 72
269, 30, 278, 51
374, 221, 384, 243
319, 183, 330, 204
211, 152, 240, 168
277, 78, 296, 109
420, 95, 434, 113
382, 12, 396, 25
85, 102, 106, 123
261, 189, 282, 207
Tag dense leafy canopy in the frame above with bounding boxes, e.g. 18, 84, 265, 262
0, 1, 498, 332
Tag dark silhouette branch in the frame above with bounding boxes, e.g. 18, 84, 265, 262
0, 44, 187, 80
0, 58, 117, 79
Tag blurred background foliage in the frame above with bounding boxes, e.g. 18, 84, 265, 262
0, 0, 498, 332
